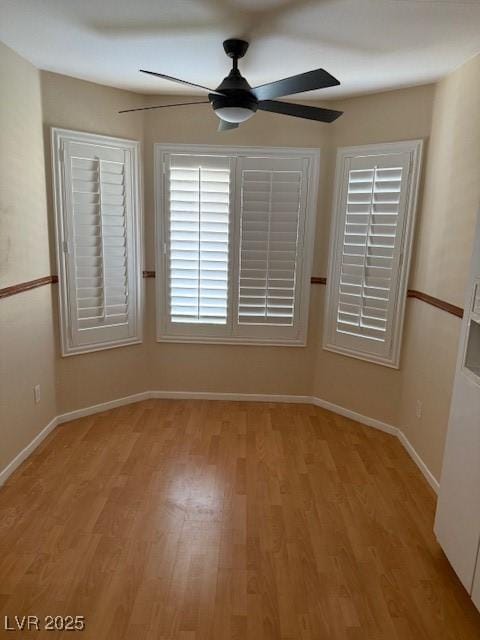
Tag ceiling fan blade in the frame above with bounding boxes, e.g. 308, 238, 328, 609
140, 70, 223, 95
252, 69, 340, 101
218, 120, 239, 132
119, 100, 209, 114
258, 100, 343, 123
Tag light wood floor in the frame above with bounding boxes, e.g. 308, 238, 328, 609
1, 400, 480, 639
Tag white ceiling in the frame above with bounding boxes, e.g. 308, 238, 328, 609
1, 0, 480, 100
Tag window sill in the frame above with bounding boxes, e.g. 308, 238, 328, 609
322, 343, 400, 369
61, 337, 142, 357
156, 335, 307, 348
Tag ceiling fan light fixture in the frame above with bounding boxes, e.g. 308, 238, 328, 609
214, 106, 255, 123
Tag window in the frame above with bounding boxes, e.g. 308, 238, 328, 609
166, 153, 232, 330
324, 140, 423, 368
155, 145, 319, 345
52, 128, 142, 356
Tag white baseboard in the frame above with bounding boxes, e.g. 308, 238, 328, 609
0, 415, 58, 486
311, 396, 398, 436
56, 391, 151, 424
1, 390, 438, 494
151, 390, 312, 404
397, 429, 440, 493
310, 397, 438, 493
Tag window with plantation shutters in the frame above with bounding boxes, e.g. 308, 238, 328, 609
235, 155, 308, 340
156, 145, 319, 345
166, 154, 232, 331
324, 141, 423, 367
52, 129, 142, 355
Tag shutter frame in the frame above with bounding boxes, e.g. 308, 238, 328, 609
52, 128, 142, 356
323, 140, 423, 368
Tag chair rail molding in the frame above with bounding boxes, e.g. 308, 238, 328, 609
0, 276, 58, 299
0, 274, 463, 322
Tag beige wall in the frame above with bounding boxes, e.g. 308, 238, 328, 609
142, 96, 332, 395
39, 71, 151, 414
399, 54, 480, 479
0, 43, 56, 472
412, 56, 480, 306
311, 85, 435, 426
44, 78, 434, 405
0, 44, 51, 288
137, 85, 434, 402
36, 75, 438, 418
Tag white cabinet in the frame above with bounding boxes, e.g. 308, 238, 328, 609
434, 211, 480, 610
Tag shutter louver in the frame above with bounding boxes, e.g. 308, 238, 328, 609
337, 166, 403, 342
237, 158, 306, 328
71, 155, 129, 330
53, 130, 141, 355
167, 155, 231, 326
324, 142, 423, 367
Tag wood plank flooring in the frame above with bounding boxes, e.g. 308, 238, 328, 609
1, 399, 479, 639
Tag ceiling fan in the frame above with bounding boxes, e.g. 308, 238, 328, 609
119, 39, 343, 131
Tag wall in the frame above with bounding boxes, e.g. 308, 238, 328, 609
312, 85, 435, 426
399, 54, 480, 479
142, 97, 332, 396
140, 86, 434, 402
0, 43, 56, 472
38, 75, 437, 418
39, 71, 150, 414
41, 80, 436, 407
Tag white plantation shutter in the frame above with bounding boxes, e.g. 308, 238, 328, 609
53, 129, 141, 355
337, 162, 405, 341
156, 145, 319, 345
165, 154, 232, 332
324, 141, 422, 367
234, 155, 309, 340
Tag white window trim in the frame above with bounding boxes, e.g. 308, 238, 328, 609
323, 140, 423, 368
52, 127, 143, 356
154, 143, 320, 347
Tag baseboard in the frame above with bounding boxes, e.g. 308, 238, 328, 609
312, 397, 438, 493
151, 390, 312, 404
55, 391, 310, 425
56, 391, 152, 424
311, 396, 398, 436
1, 390, 438, 494
397, 429, 440, 493
0, 415, 58, 486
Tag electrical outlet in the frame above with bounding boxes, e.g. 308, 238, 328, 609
416, 400, 423, 420
34, 384, 41, 404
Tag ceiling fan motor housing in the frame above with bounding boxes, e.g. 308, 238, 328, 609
211, 41, 258, 122
210, 70, 258, 112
